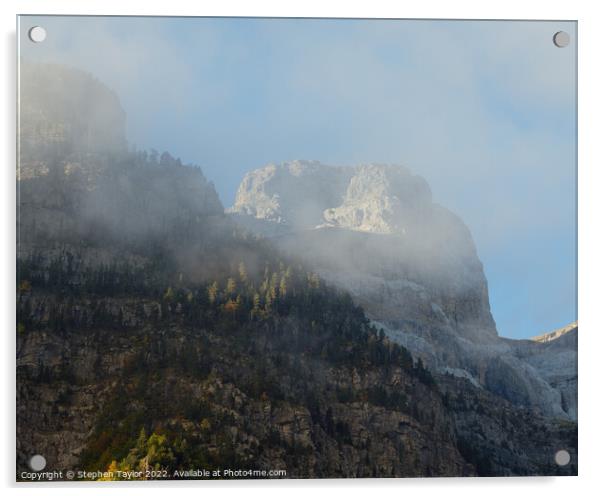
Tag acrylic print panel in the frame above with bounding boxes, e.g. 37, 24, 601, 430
16, 15, 577, 481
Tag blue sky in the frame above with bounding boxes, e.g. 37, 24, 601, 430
19, 16, 577, 339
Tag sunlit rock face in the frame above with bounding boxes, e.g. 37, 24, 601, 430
230, 160, 577, 420
322, 164, 432, 234
230, 160, 350, 229
231, 160, 432, 234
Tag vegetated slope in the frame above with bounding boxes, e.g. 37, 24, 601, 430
18, 258, 470, 478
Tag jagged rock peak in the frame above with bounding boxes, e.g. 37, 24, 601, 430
230, 160, 433, 234
323, 163, 432, 234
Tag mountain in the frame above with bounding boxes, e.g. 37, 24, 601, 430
16, 63, 577, 479
229, 160, 577, 421
16, 63, 470, 478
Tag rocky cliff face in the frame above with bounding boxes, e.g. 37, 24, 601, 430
229, 161, 577, 420
438, 373, 577, 476
510, 323, 578, 420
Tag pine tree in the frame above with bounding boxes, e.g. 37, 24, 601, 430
163, 286, 175, 302
308, 273, 320, 289
280, 274, 288, 297
207, 281, 219, 305
226, 277, 237, 296
251, 292, 262, 319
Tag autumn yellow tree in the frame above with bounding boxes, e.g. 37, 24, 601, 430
207, 281, 219, 304
226, 277, 237, 296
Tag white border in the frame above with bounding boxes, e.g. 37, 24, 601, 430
2, 1, 601, 495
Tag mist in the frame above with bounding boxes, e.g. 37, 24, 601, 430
17, 15, 576, 338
